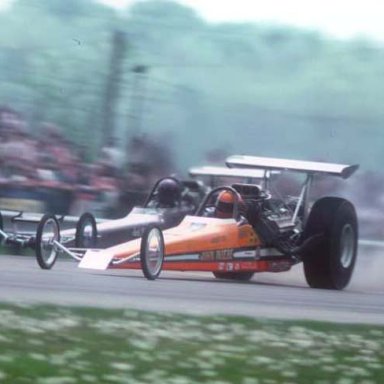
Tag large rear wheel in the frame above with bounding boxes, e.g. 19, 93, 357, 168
302, 197, 358, 290
36, 214, 60, 270
140, 226, 164, 280
75, 212, 98, 248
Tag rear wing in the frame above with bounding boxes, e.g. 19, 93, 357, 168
189, 166, 276, 179
189, 165, 277, 189
226, 155, 359, 179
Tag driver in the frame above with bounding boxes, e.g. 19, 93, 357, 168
214, 190, 248, 223
155, 178, 182, 208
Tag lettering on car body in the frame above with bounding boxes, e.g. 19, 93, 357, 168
226, 262, 234, 271
201, 249, 233, 261
201, 251, 215, 261
218, 262, 240, 272
215, 249, 233, 260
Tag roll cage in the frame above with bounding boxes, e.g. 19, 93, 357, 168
195, 186, 244, 220
143, 176, 205, 211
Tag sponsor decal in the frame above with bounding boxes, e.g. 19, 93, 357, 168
218, 262, 242, 272
201, 251, 215, 261
226, 262, 234, 271
233, 249, 257, 259
215, 249, 233, 260
201, 249, 234, 261
255, 247, 284, 259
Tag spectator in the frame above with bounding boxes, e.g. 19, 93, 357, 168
0, 105, 23, 135
1, 116, 39, 183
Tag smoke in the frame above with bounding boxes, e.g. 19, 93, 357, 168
252, 243, 384, 293
349, 245, 384, 292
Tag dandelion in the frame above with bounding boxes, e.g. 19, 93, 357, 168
281, 371, 297, 378
80, 374, 98, 383
110, 362, 133, 371
38, 377, 77, 384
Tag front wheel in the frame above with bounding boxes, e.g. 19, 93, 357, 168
212, 271, 254, 281
36, 214, 61, 270
75, 212, 98, 248
140, 226, 164, 280
302, 197, 358, 290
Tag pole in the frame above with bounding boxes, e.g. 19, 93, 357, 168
128, 64, 148, 138
101, 30, 127, 144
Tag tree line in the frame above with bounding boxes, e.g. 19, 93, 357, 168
1, 0, 383, 173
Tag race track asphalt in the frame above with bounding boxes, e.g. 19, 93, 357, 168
0, 247, 383, 325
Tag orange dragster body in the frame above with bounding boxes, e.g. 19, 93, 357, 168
109, 215, 293, 274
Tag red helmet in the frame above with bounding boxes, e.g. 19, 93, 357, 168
215, 191, 235, 218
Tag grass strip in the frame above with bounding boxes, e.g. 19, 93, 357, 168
0, 304, 382, 383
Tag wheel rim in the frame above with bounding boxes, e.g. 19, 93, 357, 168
145, 228, 163, 276
339, 223, 355, 268
39, 218, 59, 266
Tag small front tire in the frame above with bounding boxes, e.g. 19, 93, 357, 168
75, 212, 98, 248
140, 226, 164, 280
36, 214, 60, 270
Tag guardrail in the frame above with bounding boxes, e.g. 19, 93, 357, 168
359, 239, 384, 248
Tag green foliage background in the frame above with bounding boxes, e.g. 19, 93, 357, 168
1, 0, 384, 172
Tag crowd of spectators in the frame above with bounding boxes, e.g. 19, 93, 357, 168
0, 105, 176, 218
0, 105, 122, 217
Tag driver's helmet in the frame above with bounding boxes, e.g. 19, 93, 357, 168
215, 191, 236, 218
156, 178, 181, 207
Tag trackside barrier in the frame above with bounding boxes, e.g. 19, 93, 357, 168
359, 239, 384, 248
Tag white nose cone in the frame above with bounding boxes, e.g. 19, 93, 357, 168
79, 250, 114, 270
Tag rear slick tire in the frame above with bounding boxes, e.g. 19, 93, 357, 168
302, 197, 358, 290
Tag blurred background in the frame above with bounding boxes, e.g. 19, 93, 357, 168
0, 0, 384, 237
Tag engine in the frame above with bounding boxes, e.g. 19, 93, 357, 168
245, 198, 300, 253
